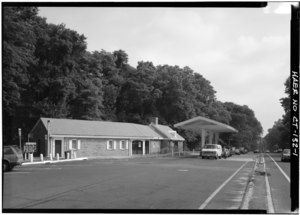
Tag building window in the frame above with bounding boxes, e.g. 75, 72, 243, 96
107, 140, 115, 150
120, 140, 127, 150
69, 139, 81, 150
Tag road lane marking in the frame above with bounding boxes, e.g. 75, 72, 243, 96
267, 154, 290, 183
4, 172, 30, 174
263, 156, 275, 213
198, 161, 248, 209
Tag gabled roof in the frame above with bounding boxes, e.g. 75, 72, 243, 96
37, 118, 181, 140
150, 123, 185, 141
174, 116, 238, 133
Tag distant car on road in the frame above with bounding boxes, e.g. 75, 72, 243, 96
277, 148, 283, 153
265, 150, 270, 153
3, 145, 24, 171
281, 149, 290, 162
254, 149, 259, 153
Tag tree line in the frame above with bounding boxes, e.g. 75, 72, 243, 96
3, 7, 263, 150
264, 77, 290, 151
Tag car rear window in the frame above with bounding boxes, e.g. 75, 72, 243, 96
283, 149, 290, 153
4, 147, 14, 154
11, 145, 22, 154
203, 145, 217, 149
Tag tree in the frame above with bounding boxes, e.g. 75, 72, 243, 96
221, 102, 263, 150
264, 119, 289, 150
264, 77, 290, 150
279, 77, 290, 143
3, 7, 39, 144
30, 23, 87, 119
116, 61, 159, 124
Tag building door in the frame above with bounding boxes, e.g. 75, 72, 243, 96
145, 141, 150, 154
132, 140, 143, 154
54, 139, 62, 157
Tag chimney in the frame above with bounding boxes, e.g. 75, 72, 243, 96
151, 117, 159, 125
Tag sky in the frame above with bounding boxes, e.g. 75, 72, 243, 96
38, 2, 294, 135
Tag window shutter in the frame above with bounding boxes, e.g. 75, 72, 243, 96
69, 140, 72, 149
114, 141, 117, 150
77, 140, 81, 149
126, 141, 129, 150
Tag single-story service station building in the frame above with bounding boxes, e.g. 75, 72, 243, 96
28, 117, 184, 159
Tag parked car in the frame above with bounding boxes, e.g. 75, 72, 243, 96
281, 149, 290, 162
201, 144, 222, 159
222, 148, 230, 158
254, 149, 259, 153
265, 150, 270, 153
240, 148, 248, 154
234, 148, 240, 155
277, 148, 283, 153
3, 145, 24, 171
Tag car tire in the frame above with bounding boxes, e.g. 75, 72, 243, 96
3, 161, 10, 172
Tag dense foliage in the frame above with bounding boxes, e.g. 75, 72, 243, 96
264, 78, 290, 150
3, 7, 263, 150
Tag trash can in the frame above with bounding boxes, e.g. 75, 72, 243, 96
64, 150, 71, 159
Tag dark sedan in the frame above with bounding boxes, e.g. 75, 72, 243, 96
281, 149, 290, 162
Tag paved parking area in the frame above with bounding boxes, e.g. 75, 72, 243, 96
3, 155, 255, 210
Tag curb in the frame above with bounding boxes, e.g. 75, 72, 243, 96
21, 157, 88, 165
240, 157, 257, 209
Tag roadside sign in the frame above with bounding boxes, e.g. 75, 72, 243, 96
24, 142, 37, 153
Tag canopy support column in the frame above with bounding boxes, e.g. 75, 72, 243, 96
142, 140, 145, 155
215, 133, 219, 145
201, 129, 206, 148
209, 131, 213, 144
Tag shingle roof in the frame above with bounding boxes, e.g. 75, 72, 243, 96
150, 124, 185, 141
39, 118, 167, 139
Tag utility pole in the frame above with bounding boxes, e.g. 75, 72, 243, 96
47, 120, 51, 157
18, 128, 22, 150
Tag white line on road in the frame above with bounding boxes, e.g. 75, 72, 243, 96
4, 172, 30, 174
198, 161, 249, 209
267, 154, 290, 183
263, 156, 275, 213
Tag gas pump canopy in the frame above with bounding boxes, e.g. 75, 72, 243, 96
174, 116, 238, 133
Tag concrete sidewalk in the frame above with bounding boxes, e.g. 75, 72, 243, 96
22, 157, 88, 165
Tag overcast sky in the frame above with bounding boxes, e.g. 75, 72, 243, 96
38, 2, 294, 135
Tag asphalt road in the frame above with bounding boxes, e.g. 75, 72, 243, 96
264, 153, 291, 213
3, 152, 290, 212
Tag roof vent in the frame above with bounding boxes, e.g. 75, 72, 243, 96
168, 130, 177, 138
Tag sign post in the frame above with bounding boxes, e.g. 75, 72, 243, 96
24, 142, 37, 161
